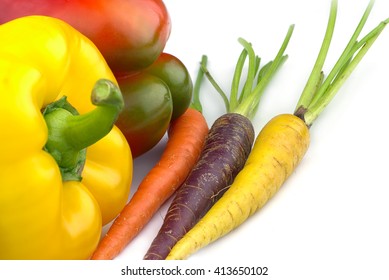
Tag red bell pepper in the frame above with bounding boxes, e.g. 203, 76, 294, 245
0, 0, 171, 74
1, 1, 193, 158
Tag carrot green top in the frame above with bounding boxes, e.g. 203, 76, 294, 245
294, 0, 389, 127
199, 25, 295, 120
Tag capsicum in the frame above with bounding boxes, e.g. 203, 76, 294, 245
0, 0, 171, 74
115, 53, 193, 158
0, 16, 132, 259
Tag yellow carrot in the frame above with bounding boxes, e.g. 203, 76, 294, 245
167, 0, 388, 260
166, 114, 309, 259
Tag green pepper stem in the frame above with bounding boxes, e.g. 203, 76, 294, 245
43, 79, 124, 181
66, 79, 124, 150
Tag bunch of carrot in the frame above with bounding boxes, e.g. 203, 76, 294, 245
166, 0, 388, 260
92, 0, 388, 260
143, 27, 294, 260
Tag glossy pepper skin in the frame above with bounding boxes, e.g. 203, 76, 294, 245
116, 53, 193, 158
116, 73, 173, 158
0, 16, 132, 259
143, 53, 193, 121
0, 0, 171, 74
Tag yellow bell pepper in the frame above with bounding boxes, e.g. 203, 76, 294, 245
0, 16, 132, 259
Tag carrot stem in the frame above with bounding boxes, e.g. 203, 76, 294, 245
237, 38, 257, 106
191, 55, 208, 113
304, 19, 388, 125
234, 25, 294, 119
230, 49, 248, 111
294, 0, 337, 111
201, 25, 294, 120
295, 0, 389, 126
308, 0, 373, 108
200, 59, 230, 112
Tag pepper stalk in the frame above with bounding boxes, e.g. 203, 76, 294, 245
43, 79, 124, 181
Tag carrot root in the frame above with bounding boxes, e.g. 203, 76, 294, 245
91, 108, 208, 260
166, 114, 310, 260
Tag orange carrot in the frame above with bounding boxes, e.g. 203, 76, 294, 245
91, 59, 210, 259
91, 107, 208, 260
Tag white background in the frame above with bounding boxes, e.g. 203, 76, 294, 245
1, 1, 388, 280
114, 0, 389, 278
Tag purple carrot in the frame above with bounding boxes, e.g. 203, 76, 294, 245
143, 28, 294, 260
144, 113, 254, 260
